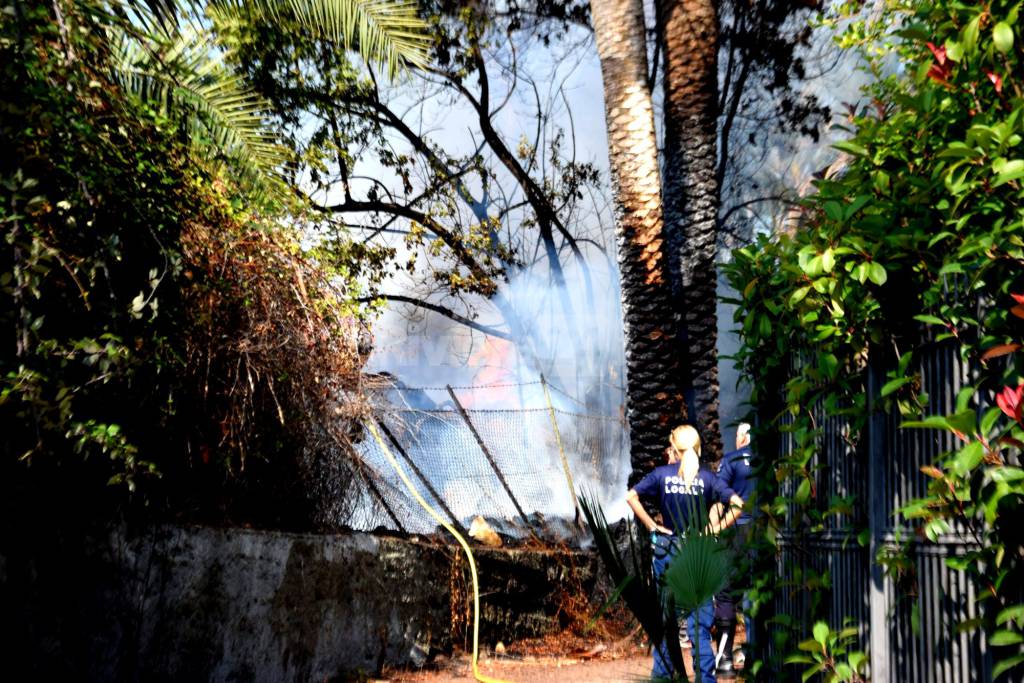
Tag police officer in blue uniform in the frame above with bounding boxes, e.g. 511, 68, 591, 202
627, 425, 746, 682
713, 423, 756, 676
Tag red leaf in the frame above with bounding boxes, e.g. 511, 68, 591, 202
1012, 293, 1024, 305
1012, 304, 1024, 319
927, 64, 950, 85
985, 70, 1004, 94
982, 343, 1022, 360
996, 384, 1024, 425
927, 42, 947, 65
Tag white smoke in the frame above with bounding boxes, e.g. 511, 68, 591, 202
363, 252, 633, 528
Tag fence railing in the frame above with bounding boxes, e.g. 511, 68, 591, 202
765, 338, 1000, 681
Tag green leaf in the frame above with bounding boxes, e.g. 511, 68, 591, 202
790, 286, 812, 305
991, 467, 1024, 483
819, 352, 839, 377
997, 605, 1024, 625
993, 654, 1024, 679
802, 662, 826, 682
955, 616, 985, 632
937, 144, 981, 160
813, 621, 829, 645
948, 407, 977, 435
925, 518, 952, 541
797, 638, 822, 652
961, 14, 981, 54
925, 231, 954, 249
881, 376, 913, 397
833, 140, 868, 157
981, 407, 1001, 436
806, 256, 824, 277
993, 22, 1015, 54
797, 245, 817, 272
994, 160, 1024, 188
795, 478, 812, 505
112, 27, 291, 196
822, 248, 836, 273
868, 262, 887, 285
953, 441, 984, 476
873, 170, 890, 193
944, 39, 963, 62
902, 415, 952, 430
990, 629, 1024, 646
914, 314, 947, 326
824, 201, 844, 222
845, 195, 872, 219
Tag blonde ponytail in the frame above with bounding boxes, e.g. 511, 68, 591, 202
669, 425, 701, 483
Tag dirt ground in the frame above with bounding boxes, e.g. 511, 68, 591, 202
382, 650, 652, 682
379, 627, 747, 683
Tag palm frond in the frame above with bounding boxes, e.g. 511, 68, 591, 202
579, 492, 669, 650
663, 533, 732, 613
661, 505, 733, 614
214, 0, 431, 77
96, 0, 205, 36
111, 25, 290, 199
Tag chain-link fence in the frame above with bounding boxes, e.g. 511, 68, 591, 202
344, 381, 629, 539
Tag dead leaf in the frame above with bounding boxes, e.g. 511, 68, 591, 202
981, 343, 1022, 360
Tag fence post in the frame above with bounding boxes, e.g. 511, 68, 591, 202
540, 374, 581, 527
866, 354, 890, 682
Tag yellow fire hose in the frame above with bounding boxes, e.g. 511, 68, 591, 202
366, 421, 513, 683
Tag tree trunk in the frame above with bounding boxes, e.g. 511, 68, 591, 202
590, 0, 688, 481
659, 0, 724, 462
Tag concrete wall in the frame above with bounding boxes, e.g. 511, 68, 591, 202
4, 524, 596, 682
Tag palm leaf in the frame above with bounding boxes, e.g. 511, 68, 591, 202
663, 533, 732, 613
96, 0, 205, 36
214, 0, 432, 77
580, 491, 686, 674
111, 26, 290, 198
661, 503, 732, 613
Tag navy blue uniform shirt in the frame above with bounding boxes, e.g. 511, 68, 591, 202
717, 445, 754, 525
633, 465, 737, 533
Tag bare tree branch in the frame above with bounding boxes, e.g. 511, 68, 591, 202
359, 294, 512, 341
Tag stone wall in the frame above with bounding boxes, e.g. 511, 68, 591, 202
3, 524, 596, 681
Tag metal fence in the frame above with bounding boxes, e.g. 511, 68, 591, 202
767, 337, 1007, 681
344, 381, 629, 540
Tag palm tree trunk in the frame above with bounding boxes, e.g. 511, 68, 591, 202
590, 0, 688, 480
658, 0, 724, 462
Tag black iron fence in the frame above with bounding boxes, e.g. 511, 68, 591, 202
766, 337, 1003, 681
